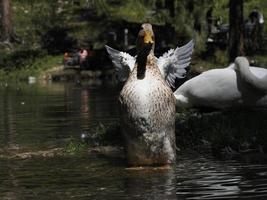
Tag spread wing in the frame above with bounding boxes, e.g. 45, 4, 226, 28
105, 45, 136, 82
157, 40, 194, 87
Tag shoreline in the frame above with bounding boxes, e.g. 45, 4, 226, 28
0, 146, 124, 160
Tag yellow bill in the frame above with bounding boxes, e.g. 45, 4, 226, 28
144, 30, 154, 44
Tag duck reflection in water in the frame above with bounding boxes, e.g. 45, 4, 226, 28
124, 168, 177, 200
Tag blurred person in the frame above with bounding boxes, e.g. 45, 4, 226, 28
63, 52, 71, 67
79, 49, 88, 69
249, 8, 264, 50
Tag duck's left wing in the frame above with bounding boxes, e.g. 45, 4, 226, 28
157, 40, 194, 87
105, 45, 136, 82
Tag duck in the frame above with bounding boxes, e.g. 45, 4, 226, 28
174, 56, 267, 109
106, 23, 194, 166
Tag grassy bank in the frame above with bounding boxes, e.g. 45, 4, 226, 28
0, 54, 62, 82
175, 108, 267, 158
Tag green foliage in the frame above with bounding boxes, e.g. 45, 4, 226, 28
4, 0, 267, 74
213, 0, 229, 23
13, 0, 68, 48
89, 122, 122, 146
0, 49, 45, 70
65, 137, 87, 155
105, 0, 166, 25
213, 49, 228, 66
194, 31, 208, 56
176, 109, 267, 155
249, 55, 267, 68
64, 122, 122, 155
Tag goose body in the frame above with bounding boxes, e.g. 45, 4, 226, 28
175, 57, 267, 109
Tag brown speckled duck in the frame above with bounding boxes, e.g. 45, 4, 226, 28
106, 23, 194, 166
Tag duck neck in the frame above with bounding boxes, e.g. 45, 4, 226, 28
136, 50, 153, 79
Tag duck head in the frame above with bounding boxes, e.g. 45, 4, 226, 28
136, 23, 155, 79
136, 23, 155, 57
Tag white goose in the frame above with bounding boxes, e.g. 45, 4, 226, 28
175, 56, 267, 109
106, 23, 194, 166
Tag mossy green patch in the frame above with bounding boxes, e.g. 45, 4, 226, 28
64, 122, 122, 155
176, 108, 267, 156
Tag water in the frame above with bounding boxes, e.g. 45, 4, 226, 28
1, 81, 267, 200
0, 82, 119, 150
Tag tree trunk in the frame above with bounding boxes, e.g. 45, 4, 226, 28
1, 0, 13, 42
229, 0, 244, 62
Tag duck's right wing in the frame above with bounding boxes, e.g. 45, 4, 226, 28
105, 45, 136, 82
157, 40, 194, 88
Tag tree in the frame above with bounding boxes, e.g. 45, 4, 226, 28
228, 0, 244, 62
1, 0, 13, 42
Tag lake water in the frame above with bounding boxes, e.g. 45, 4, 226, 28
1, 81, 267, 200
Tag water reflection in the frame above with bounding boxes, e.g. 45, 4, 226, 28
0, 82, 119, 150
176, 154, 267, 199
124, 169, 177, 200
1, 88, 19, 150
1, 154, 267, 199
176, 156, 242, 199
0, 156, 177, 200
1, 82, 267, 199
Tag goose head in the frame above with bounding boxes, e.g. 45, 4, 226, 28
136, 23, 155, 57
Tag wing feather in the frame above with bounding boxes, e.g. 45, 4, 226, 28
158, 40, 194, 87
105, 45, 136, 82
